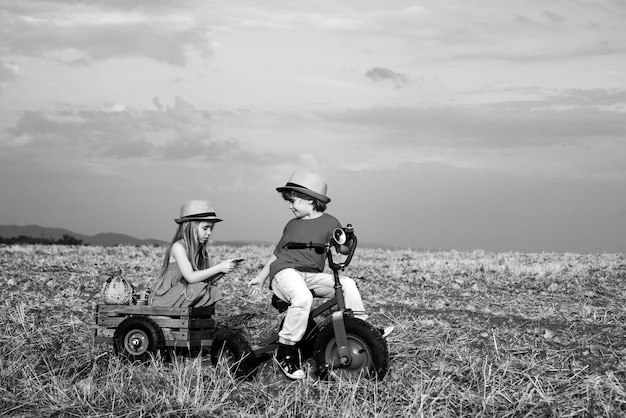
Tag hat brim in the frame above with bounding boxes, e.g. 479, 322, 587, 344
276, 186, 331, 204
175, 216, 223, 224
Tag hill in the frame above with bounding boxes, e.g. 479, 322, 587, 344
0, 224, 405, 250
0, 224, 167, 246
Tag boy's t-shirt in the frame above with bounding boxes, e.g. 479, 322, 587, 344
269, 213, 341, 283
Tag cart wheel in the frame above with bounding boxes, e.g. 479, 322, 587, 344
313, 316, 389, 380
210, 329, 258, 380
113, 316, 164, 363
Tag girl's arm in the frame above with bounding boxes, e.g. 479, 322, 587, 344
248, 254, 276, 297
171, 242, 235, 284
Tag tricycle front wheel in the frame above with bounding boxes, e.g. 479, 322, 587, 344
313, 316, 389, 380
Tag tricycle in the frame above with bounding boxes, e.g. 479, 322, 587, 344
94, 225, 390, 380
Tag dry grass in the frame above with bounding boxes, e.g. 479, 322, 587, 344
1, 244, 625, 417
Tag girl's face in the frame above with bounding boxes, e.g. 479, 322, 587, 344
196, 221, 214, 244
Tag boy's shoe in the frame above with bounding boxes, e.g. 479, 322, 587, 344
274, 344, 306, 380
379, 326, 394, 338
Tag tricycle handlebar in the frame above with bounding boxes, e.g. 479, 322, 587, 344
284, 242, 326, 250
284, 224, 357, 271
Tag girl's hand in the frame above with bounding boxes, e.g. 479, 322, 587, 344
217, 260, 236, 274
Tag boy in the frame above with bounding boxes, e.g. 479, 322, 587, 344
248, 171, 368, 380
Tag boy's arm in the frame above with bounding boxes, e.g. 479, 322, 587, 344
248, 254, 277, 297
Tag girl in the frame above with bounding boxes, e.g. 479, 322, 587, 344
149, 200, 239, 308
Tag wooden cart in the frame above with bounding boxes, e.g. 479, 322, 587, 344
94, 304, 259, 378
95, 304, 217, 359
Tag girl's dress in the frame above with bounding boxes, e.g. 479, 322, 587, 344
148, 262, 222, 308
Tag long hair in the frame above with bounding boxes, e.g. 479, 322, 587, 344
159, 221, 211, 279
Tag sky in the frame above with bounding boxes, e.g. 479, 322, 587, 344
0, 0, 625, 254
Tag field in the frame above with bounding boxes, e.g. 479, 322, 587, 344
1, 244, 626, 417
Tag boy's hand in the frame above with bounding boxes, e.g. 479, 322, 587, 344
248, 275, 265, 298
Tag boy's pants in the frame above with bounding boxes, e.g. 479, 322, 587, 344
272, 268, 368, 346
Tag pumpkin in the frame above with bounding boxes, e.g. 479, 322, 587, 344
102, 275, 134, 305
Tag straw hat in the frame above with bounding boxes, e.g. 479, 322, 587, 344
175, 200, 223, 224
276, 171, 331, 203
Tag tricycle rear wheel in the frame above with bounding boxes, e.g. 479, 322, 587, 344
210, 329, 258, 380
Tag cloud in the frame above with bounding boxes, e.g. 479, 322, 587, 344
543, 88, 626, 110
2, 97, 244, 161
318, 88, 626, 145
365, 67, 409, 89
152, 97, 164, 111
305, 88, 626, 181
0, 59, 19, 91
354, 2, 626, 65
0, 1, 214, 65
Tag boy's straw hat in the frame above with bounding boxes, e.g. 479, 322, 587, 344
175, 200, 223, 224
276, 171, 331, 203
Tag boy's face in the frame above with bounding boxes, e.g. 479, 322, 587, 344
288, 196, 314, 219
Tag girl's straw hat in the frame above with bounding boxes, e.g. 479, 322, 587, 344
175, 200, 223, 224
276, 171, 331, 203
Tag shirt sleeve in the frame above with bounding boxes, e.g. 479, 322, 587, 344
273, 223, 290, 257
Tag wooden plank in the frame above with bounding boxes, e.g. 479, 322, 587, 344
163, 339, 213, 348
96, 326, 213, 341
96, 326, 188, 344
95, 336, 210, 349
96, 316, 215, 329
96, 317, 124, 327
94, 336, 112, 344
165, 340, 191, 349
180, 330, 215, 340
96, 328, 115, 338
186, 318, 216, 329
188, 306, 216, 316
145, 317, 215, 329
199, 340, 213, 347
96, 304, 215, 317
96, 321, 215, 336
162, 329, 215, 341
95, 328, 214, 348
97, 305, 188, 316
